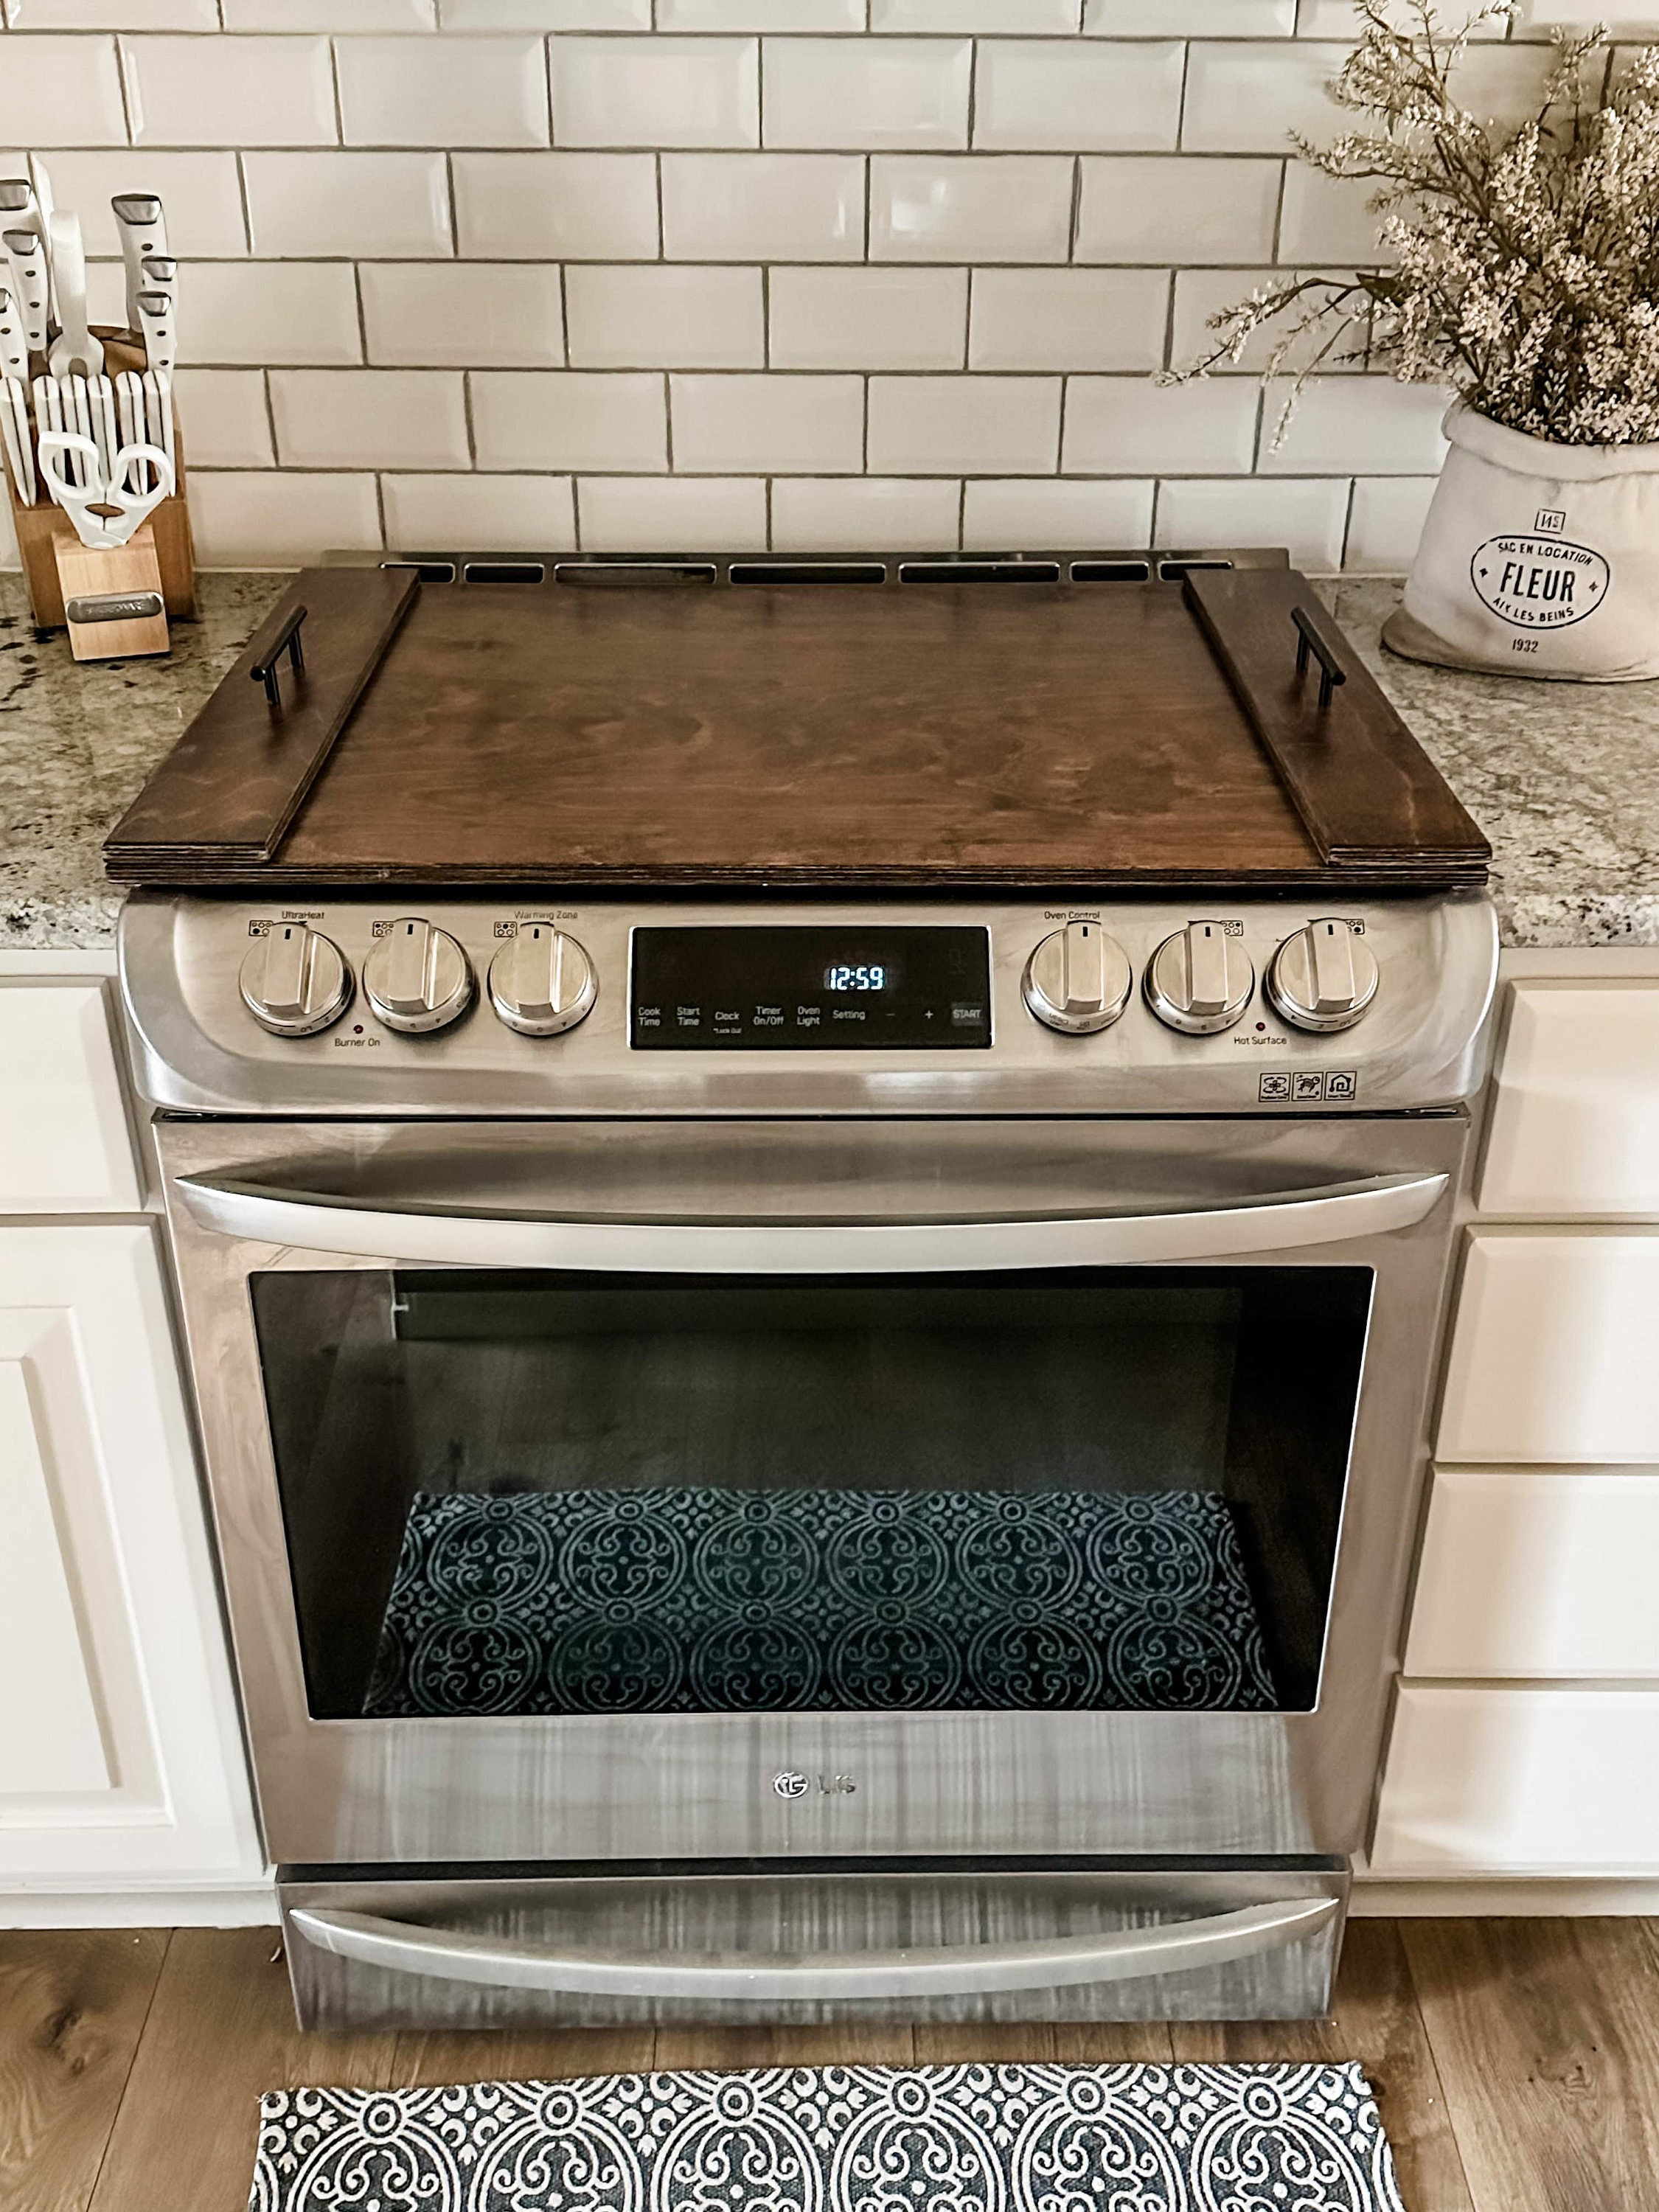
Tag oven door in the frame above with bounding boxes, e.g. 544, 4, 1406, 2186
156, 1114, 1462, 1869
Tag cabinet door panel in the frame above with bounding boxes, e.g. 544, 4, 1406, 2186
0, 1225, 262, 1888
1436, 1232, 1659, 1463
1407, 1469, 1659, 1677
1373, 1686, 1659, 1873
1479, 981, 1659, 1218
0, 983, 140, 1212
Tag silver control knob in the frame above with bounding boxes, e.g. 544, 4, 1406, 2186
489, 924, 597, 1037
1023, 920, 1132, 1034
238, 923, 351, 1037
362, 917, 473, 1034
1144, 921, 1255, 1035
1267, 917, 1379, 1033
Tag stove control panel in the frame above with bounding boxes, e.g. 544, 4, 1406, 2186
123, 891, 1499, 1117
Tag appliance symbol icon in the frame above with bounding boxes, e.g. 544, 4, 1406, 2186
773, 1770, 810, 1800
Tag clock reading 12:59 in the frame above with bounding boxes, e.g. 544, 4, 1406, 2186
824, 964, 887, 992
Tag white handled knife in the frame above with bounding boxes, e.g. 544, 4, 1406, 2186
46, 210, 102, 378
2, 228, 49, 356
0, 175, 52, 326
112, 194, 167, 334
135, 286, 175, 379
0, 291, 32, 504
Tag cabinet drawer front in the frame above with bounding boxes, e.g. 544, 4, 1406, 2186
1480, 981, 1659, 1218
1373, 1686, 1659, 1873
1407, 1469, 1659, 1677
1436, 1232, 1659, 1463
0, 983, 139, 1212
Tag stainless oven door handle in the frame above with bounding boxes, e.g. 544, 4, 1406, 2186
177, 1172, 1445, 1270
287, 1895, 1338, 2000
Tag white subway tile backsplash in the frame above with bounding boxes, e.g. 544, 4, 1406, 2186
552, 36, 758, 150
122, 36, 337, 148
973, 40, 1183, 153
1063, 378, 1258, 473
170, 369, 274, 465
565, 264, 765, 366
0, 36, 126, 146
224, 0, 434, 26
1180, 43, 1349, 156
874, 1, 1077, 25
439, 1, 648, 24
185, 262, 365, 365
962, 476, 1154, 549
270, 369, 471, 467
1259, 377, 1448, 475
1345, 475, 1437, 571
1087, 0, 1292, 29
32, 152, 247, 256
363, 264, 566, 364
577, 472, 767, 549
768, 266, 967, 369
770, 474, 961, 550
189, 470, 382, 565
672, 372, 863, 472
764, 39, 971, 151
1075, 156, 1280, 265
1172, 267, 1365, 376
382, 470, 576, 548
868, 375, 1060, 473
870, 156, 1074, 262
1155, 475, 1349, 568
661, 153, 863, 261
472, 369, 665, 467
243, 153, 453, 259
970, 269, 1167, 372
660, 0, 861, 24
1277, 166, 1388, 263
337, 36, 550, 146
10, 0, 215, 24
453, 152, 659, 257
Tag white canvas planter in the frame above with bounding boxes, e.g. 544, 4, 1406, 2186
1385, 401, 1659, 681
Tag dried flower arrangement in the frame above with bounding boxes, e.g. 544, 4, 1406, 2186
1174, 1, 1659, 449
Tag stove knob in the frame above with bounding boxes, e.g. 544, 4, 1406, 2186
1023, 920, 1132, 1034
362, 917, 473, 1034
489, 925, 597, 1037
1144, 921, 1254, 1035
238, 923, 351, 1037
1267, 917, 1379, 1033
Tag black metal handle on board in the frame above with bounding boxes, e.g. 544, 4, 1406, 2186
1291, 605, 1348, 711
250, 603, 308, 710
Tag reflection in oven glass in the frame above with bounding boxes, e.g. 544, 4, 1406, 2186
363, 1486, 1276, 1717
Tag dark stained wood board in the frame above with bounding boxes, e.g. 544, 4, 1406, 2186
105, 570, 1488, 892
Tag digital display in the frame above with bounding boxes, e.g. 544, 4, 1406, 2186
632, 927, 990, 1051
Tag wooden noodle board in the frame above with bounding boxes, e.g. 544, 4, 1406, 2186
106, 566, 1490, 891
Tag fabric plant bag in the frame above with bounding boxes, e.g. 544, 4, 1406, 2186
1385, 400, 1659, 681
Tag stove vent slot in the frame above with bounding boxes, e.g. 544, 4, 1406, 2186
729, 562, 886, 585
554, 562, 718, 587
1070, 559, 1151, 582
1158, 557, 1235, 581
383, 559, 456, 583
898, 560, 1062, 584
462, 560, 546, 584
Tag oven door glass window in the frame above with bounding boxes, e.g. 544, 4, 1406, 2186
251, 1268, 1370, 1722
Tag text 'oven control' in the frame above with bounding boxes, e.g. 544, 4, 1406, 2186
1144, 921, 1255, 1035
489, 925, 597, 1037
1023, 921, 1132, 1034
1267, 917, 1379, 1033
362, 917, 473, 1034
238, 923, 352, 1037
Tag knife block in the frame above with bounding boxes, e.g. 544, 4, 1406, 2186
5, 326, 195, 641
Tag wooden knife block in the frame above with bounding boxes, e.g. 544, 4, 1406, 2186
5, 327, 195, 644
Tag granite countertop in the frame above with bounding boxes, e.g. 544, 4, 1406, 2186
1, 570, 1654, 953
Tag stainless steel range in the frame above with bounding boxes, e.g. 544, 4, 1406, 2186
122, 881, 1496, 2028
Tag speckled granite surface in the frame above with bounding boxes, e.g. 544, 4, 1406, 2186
1, 569, 1654, 952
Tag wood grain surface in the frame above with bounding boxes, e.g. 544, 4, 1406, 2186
104, 573, 1487, 893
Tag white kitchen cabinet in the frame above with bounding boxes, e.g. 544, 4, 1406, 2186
1436, 1229, 1659, 1464
1407, 1468, 1659, 1678
0, 1222, 262, 1889
1478, 980, 1659, 1219
1373, 1685, 1659, 1874
0, 978, 141, 1212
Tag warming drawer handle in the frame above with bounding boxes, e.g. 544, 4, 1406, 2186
287, 1895, 1338, 2002
175, 1171, 1447, 1271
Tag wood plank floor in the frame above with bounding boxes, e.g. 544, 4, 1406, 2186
2, 1921, 1656, 2211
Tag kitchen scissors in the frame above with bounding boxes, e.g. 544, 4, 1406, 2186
36, 428, 173, 550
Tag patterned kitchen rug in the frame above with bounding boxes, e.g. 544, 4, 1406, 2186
251, 2061, 1406, 2211
364, 1485, 1277, 1718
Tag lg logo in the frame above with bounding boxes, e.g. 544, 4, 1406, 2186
772, 1770, 810, 1800
772, 1770, 855, 1799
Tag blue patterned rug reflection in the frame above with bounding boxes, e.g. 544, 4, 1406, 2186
254, 2062, 1406, 2211
366, 1486, 1276, 1717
